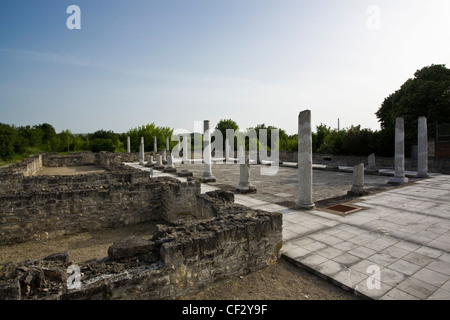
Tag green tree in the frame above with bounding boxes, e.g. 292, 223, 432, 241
0, 123, 18, 161
126, 124, 173, 152
17, 125, 43, 150
214, 119, 239, 150
58, 130, 74, 152
376, 64, 450, 155
312, 124, 332, 153
36, 123, 57, 149
88, 130, 121, 152
341, 125, 376, 156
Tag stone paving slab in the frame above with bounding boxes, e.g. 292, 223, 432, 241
279, 176, 450, 300
126, 161, 450, 300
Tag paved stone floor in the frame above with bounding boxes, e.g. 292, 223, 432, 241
126, 160, 450, 300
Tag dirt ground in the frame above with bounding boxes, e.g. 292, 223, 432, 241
0, 222, 360, 300
36, 165, 107, 176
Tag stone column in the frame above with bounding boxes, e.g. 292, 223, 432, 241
162, 149, 167, 164
416, 116, 428, 178
238, 145, 245, 164
348, 163, 367, 196
166, 136, 170, 152
154, 154, 164, 170
225, 138, 230, 163
200, 120, 216, 182
367, 153, 376, 170
182, 134, 189, 164
154, 136, 157, 153
389, 117, 409, 185
163, 155, 177, 173
235, 153, 256, 194
139, 137, 145, 166
296, 110, 315, 209
127, 136, 130, 153
145, 155, 155, 167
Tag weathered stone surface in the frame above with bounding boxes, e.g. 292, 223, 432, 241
0, 152, 283, 300
1, 207, 282, 300
205, 190, 235, 203
108, 236, 157, 261
0, 174, 200, 245
0, 280, 21, 300
43, 251, 70, 264
177, 170, 193, 177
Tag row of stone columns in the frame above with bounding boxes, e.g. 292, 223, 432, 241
127, 136, 170, 155
295, 112, 429, 209
132, 113, 429, 210
389, 116, 428, 184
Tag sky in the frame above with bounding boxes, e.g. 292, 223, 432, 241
1, 0, 449, 135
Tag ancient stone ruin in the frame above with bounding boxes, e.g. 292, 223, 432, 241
0, 152, 282, 300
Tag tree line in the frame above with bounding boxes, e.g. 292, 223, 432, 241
1, 64, 448, 163
0, 123, 174, 162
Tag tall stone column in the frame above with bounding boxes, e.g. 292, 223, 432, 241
416, 116, 428, 178
367, 153, 376, 170
225, 138, 230, 163
166, 136, 170, 152
182, 134, 189, 164
139, 137, 145, 166
200, 120, 216, 182
153, 136, 157, 153
127, 136, 130, 153
389, 117, 409, 185
296, 110, 315, 209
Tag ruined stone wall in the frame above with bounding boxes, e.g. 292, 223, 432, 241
3, 154, 43, 177
42, 152, 99, 167
0, 207, 283, 300
0, 177, 204, 246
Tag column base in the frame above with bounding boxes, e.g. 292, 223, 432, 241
235, 184, 257, 194
163, 167, 177, 173
416, 172, 429, 178
295, 202, 315, 210
347, 187, 369, 196
177, 170, 193, 177
200, 176, 216, 183
388, 176, 409, 185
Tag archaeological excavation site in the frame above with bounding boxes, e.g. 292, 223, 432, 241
0, 151, 283, 300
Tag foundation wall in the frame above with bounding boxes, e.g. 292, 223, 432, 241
0, 174, 205, 245
0, 209, 283, 300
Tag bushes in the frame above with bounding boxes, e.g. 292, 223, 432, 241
309, 124, 392, 157
0, 123, 17, 161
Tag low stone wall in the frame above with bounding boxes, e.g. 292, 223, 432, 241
278, 152, 450, 174
0, 177, 202, 245
3, 154, 43, 177
42, 152, 99, 167
0, 205, 282, 300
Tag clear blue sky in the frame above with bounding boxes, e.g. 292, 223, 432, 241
1, 0, 449, 135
